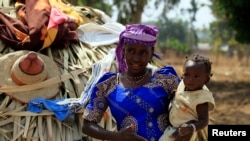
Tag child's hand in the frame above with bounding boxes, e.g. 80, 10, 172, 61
178, 123, 194, 136
169, 129, 178, 138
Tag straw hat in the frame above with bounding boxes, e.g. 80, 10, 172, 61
0, 50, 61, 103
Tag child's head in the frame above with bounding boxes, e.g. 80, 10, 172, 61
182, 54, 212, 91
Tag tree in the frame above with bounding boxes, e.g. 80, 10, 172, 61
112, 0, 180, 24
210, 0, 250, 66
152, 17, 191, 55
67, 0, 180, 24
211, 0, 250, 43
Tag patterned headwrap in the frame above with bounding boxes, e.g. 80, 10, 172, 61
115, 24, 158, 72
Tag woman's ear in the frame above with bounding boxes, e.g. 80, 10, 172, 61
149, 48, 154, 62
122, 46, 126, 59
151, 47, 154, 56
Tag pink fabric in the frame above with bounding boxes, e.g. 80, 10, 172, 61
48, 7, 69, 29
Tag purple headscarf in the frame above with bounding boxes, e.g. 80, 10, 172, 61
115, 24, 158, 73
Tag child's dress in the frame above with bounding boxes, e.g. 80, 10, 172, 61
159, 80, 215, 141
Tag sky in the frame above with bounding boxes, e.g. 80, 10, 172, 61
141, 0, 216, 29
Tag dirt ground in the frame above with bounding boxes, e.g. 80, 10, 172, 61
159, 50, 250, 125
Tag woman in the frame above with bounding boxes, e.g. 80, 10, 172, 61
82, 24, 180, 141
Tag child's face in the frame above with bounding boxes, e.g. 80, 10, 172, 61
182, 60, 210, 91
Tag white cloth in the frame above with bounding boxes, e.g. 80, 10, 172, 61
77, 22, 125, 47
77, 8, 125, 47
57, 48, 116, 106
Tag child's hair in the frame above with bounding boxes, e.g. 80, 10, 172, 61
185, 54, 213, 76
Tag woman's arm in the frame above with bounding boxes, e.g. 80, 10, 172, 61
82, 119, 147, 141
82, 119, 118, 140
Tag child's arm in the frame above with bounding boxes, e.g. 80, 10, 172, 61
176, 102, 209, 137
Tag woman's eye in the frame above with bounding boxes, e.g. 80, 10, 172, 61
127, 49, 134, 53
140, 50, 149, 55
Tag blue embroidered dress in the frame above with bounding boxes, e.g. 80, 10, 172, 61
83, 66, 180, 141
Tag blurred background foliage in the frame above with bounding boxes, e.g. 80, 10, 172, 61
66, 0, 250, 66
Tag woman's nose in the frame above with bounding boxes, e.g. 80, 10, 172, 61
132, 54, 141, 61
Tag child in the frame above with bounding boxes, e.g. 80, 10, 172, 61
159, 54, 216, 141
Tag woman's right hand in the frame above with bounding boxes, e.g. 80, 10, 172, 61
83, 120, 147, 141
114, 124, 147, 141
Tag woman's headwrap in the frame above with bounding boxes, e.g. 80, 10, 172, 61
115, 24, 158, 73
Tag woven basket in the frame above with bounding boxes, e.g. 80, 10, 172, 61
0, 1, 118, 141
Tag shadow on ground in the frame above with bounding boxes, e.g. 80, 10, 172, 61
207, 81, 250, 124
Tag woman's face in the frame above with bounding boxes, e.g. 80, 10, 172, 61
182, 60, 209, 91
124, 42, 153, 75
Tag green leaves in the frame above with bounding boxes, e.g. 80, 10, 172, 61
212, 0, 250, 43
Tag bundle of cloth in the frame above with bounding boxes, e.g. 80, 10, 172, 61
0, 0, 124, 51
